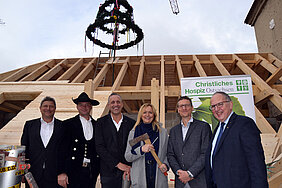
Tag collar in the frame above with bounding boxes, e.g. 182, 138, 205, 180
181, 117, 193, 127
221, 111, 234, 125
110, 113, 123, 124
79, 115, 92, 122
40, 117, 55, 124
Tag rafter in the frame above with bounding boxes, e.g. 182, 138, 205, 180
20, 59, 56, 81
193, 55, 207, 77
37, 59, 68, 81
57, 58, 84, 81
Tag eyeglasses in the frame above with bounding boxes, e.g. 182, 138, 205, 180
178, 104, 191, 108
209, 101, 230, 110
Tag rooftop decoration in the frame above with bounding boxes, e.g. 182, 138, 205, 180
86, 0, 144, 51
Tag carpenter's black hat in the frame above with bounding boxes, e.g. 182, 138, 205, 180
72, 92, 100, 106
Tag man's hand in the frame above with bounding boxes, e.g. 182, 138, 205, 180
123, 170, 131, 181
58, 173, 69, 188
177, 170, 193, 184
116, 162, 131, 173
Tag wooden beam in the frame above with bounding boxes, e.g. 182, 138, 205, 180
254, 89, 274, 106
266, 66, 282, 85
20, 59, 56, 81
193, 55, 207, 77
233, 54, 282, 112
93, 64, 109, 90
255, 54, 282, 83
151, 78, 159, 119
122, 101, 132, 113
2, 67, 29, 82
3, 92, 41, 101
136, 56, 145, 90
116, 91, 151, 100
255, 107, 276, 134
2, 102, 23, 111
112, 60, 128, 91
211, 55, 230, 76
268, 170, 282, 188
72, 59, 96, 83
0, 93, 4, 104
160, 56, 165, 126
57, 58, 84, 80
84, 79, 94, 98
255, 54, 278, 74
0, 106, 13, 113
37, 59, 68, 81
175, 55, 184, 82
268, 54, 282, 67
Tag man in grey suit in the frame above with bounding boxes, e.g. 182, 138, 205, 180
167, 96, 211, 188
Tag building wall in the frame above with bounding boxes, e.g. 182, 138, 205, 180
254, 0, 282, 60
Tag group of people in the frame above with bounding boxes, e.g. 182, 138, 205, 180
21, 91, 269, 188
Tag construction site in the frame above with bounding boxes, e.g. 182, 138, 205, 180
0, 0, 282, 187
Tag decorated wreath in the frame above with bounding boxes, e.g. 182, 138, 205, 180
86, 0, 144, 50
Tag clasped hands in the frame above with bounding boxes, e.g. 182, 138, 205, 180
117, 162, 131, 181
177, 170, 194, 184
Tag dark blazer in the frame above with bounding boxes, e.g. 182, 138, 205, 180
57, 115, 100, 186
95, 114, 135, 177
21, 118, 63, 188
168, 119, 211, 188
205, 113, 268, 188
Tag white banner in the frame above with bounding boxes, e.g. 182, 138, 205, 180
181, 75, 255, 130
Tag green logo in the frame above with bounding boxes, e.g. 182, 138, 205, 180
236, 79, 248, 91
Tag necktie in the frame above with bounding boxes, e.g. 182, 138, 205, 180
213, 122, 225, 158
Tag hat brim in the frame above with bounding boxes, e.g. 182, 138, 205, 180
72, 98, 100, 106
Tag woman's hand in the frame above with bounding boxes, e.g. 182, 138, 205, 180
158, 164, 168, 173
141, 143, 154, 153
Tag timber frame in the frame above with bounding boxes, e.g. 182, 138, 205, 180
0, 53, 282, 185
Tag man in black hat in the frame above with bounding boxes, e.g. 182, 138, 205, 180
57, 92, 100, 188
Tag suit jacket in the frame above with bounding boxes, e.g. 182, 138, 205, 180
21, 118, 63, 187
95, 114, 135, 177
167, 119, 211, 188
125, 127, 169, 188
205, 113, 268, 188
57, 115, 100, 186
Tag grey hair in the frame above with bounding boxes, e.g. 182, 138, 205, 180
108, 93, 123, 103
212, 92, 232, 101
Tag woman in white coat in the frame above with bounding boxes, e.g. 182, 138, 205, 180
125, 103, 169, 188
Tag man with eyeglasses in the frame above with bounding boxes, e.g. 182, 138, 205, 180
205, 92, 268, 188
167, 96, 211, 188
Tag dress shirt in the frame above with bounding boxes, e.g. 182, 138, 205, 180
210, 111, 233, 168
181, 117, 193, 141
80, 115, 93, 141
111, 114, 123, 131
40, 117, 54, 148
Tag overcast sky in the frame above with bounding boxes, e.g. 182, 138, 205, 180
0, 0, 257, 74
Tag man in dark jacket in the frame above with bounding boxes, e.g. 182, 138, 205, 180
205, 92, 268, 188
57, 92, 100, 188
21, 96, 64, 188
95, 93, 135, 188
168, 96, 211, 188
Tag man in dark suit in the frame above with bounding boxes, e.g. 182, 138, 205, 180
168, 96, 211, 188
95, 93, 135, 188
57, 92, 100, 188
21, 96, 64, 188
205, 91, 268, 188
